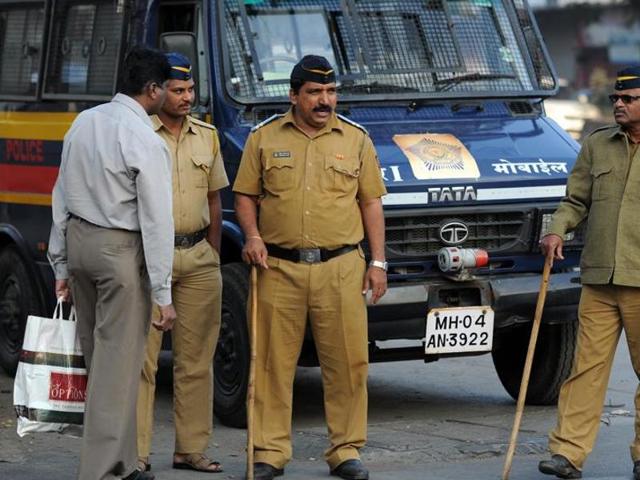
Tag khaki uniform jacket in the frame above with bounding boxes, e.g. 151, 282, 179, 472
233, 110, 386, 249
550, 125, 640, 286
151, 115, 229, 235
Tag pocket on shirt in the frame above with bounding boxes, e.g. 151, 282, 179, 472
263, 153, 295, 193
323, 155, 360, 193
191, 155, 211, 188
591, 165, 614, 201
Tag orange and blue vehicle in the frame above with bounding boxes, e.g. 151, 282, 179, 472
0, 0, 584, 426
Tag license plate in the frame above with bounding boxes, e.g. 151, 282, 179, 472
425, 306, 494, 354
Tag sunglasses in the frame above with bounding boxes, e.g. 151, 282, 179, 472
608, 94, 640, 104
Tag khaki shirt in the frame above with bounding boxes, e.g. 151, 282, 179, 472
152, 115, 229, 235
550, 125, 640, 286
233, 110, 386, 249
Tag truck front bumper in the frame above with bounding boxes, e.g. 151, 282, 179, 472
367, 270, 581, 342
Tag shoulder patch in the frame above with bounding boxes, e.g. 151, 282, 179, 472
251, 114, 284, 132
587, 124, 618, 137
189, 117, 217, 131
336, 113, 368, 135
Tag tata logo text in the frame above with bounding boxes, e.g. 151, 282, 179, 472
427, 186, 476, 203
439, 221, 469, 245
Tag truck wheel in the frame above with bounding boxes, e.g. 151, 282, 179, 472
0, 246, 39, 375
492, 320, 577, 405
214, 262, 250, 428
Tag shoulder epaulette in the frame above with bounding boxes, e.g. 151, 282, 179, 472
587, 124, 617, 137
189, 116, 217, 131
336, 113, 368, 135
251, 114, 284, 132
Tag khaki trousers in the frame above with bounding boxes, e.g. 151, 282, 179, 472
549, 284, 640, 469
66, 218, 152, 480
253, 248, 368, 470
137, 239, 222, 457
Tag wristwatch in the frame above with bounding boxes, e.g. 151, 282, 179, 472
369, 259, 388, 272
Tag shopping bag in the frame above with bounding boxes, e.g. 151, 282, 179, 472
13, 298, 86, 437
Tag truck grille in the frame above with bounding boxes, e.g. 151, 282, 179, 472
384, 210, 531, 258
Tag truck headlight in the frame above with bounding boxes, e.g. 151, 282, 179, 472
539, 213, 587, 250
539, 213, 574, 241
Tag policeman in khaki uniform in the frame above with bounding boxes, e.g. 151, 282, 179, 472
539, 66, 640, 480
234, 55, 387, 480
136, 53, 228, 474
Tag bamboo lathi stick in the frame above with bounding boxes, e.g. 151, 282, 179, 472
246, 266, 258, 480
501, 254, 554, 480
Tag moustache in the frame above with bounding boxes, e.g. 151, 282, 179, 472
313, 105, 333, 113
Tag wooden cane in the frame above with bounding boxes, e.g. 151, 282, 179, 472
501, 254, 554, 480
246, 266, 258, 480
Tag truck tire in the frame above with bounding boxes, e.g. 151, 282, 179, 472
0, 246, 40, 375
492, 320, 578, 405
214, 262, 250, 428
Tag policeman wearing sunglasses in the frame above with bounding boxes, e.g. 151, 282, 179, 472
538, 65, 640, 479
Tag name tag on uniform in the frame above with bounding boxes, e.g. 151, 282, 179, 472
273, 151, 291, 158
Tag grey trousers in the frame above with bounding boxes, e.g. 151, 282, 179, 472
67, 218, 152, 480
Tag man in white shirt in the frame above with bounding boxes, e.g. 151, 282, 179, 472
48, 47, 176, 480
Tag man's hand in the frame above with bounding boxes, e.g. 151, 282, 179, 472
55, 279, 71, 302
235, 194, 268, 268
207, 241, 220, 258
362, 266, 387, 304
153, 304, 177, 332
540, 234, 564, 260
242, 237, 269, 269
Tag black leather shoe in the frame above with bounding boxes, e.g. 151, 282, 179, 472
633, 460, 640, 480
123, 470, 154, 480
538, 454, 582, 479
251, 462, 284, 480
330, 459, 369, 480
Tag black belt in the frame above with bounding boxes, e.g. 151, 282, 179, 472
175, 228, 207, 249
265, 243, 358, 264
69, 212, 89, 223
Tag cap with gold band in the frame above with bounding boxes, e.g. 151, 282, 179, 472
615, 65, 640, 90
290, 55, 336, 85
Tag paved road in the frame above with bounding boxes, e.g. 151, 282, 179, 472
1, 338, 638, 479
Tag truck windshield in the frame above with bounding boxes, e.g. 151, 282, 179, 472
218, 0, 556, 104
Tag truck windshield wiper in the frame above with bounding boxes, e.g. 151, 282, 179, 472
434, 73, 517, 92
338, 82, 420, 94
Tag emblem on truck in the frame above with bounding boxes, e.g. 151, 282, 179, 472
393, 133, 480, 180
439, 221, 469, 245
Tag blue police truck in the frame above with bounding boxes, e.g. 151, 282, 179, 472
0, 0, 582, 427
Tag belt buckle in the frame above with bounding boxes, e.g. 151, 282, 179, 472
180, 236, 190, 248
299, 248, 321, 263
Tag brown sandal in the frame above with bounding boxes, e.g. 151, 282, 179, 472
173, 453, 223, 473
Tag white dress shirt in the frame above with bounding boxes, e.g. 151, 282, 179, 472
48, 93, 174, 306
